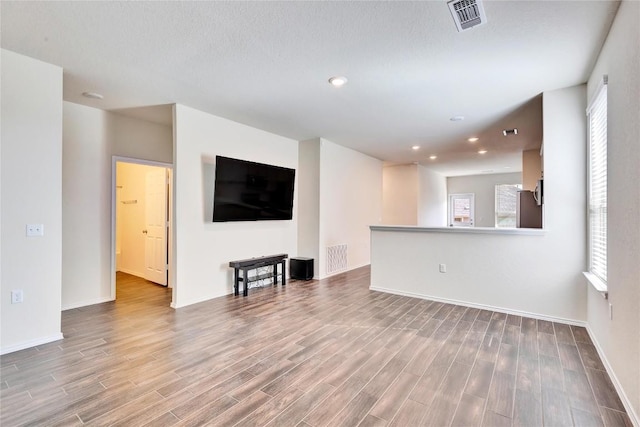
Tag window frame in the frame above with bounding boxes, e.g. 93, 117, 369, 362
586, 76, 608, 287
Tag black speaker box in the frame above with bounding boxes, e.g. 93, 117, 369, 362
290, 257, 314, 280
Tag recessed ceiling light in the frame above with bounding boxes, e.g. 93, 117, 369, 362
478, 149, 488, 154
450, 115, 465, 122
429, 155, 437, 160
412, 145, 420, 150
468, 137, 479, 142
328, 76, 348, 87
82, 91, 103, 100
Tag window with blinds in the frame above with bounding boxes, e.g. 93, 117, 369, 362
587, 77, 607, 284
495, 184, 521, 228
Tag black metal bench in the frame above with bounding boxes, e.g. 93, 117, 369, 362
228, 254, 288, 296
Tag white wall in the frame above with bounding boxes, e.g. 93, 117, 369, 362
111, 113, 173, 163
447, 172, 522, 227
383, 164, 418, 225
297, 139, 321, 276
296, 138, 382, 279
319, 139, 383, 278
62, 103, 112, 309
586, 0, 640, 420
417, 166, 447, 227
62, 102, 172, 310
173, 104, 298, 307
1, 50, 64, 354
382, 164, 446, 227
371, 85, 587, 323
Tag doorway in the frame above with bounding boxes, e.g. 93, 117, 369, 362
112, 157, 173, 302
449, 193, 475, 227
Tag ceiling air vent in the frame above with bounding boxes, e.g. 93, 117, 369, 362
447, 0, 487, 32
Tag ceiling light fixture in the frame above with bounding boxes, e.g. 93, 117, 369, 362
328, 76, 348, 87
429, 155, 437, 160
82, 91, 103, 100
502, 128, 518, 136
478, 149, 488, 154
468, 137, 479, 142
412, 145, 420, 150
450, 115, 465, 122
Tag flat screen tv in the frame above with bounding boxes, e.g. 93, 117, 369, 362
212, 156, 295, 222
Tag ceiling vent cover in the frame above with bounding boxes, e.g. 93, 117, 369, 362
447, 0, 487, 32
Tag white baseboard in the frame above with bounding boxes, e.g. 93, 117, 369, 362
585, 325, 640, 427
1, 333, 64, 355
62, 296, 114, 311
369, 286, 587, 327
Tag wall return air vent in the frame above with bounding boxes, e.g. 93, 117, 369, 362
447, 0, 487, 32
326, 244, 348, 275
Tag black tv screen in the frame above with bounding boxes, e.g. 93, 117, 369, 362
212, 156, 295, 222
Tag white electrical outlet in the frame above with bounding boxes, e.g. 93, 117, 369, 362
26, 224, 44, 237
439, 263, 447, 273
11, 290, 24, 304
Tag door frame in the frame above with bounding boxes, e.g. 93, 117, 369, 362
111, 156, 174, 303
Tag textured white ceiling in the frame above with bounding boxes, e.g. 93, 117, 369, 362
0, 1, 619, 176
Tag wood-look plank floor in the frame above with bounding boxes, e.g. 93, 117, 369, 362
0, 268, 632, 426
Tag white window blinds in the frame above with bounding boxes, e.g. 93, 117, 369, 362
495, 184, 521, 228
587, 78, 607, 283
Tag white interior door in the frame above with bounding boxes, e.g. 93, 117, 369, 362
449, 193, 475, 227
144, 169, 167, 285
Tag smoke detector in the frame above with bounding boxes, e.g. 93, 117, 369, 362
447, 0, 487, 32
